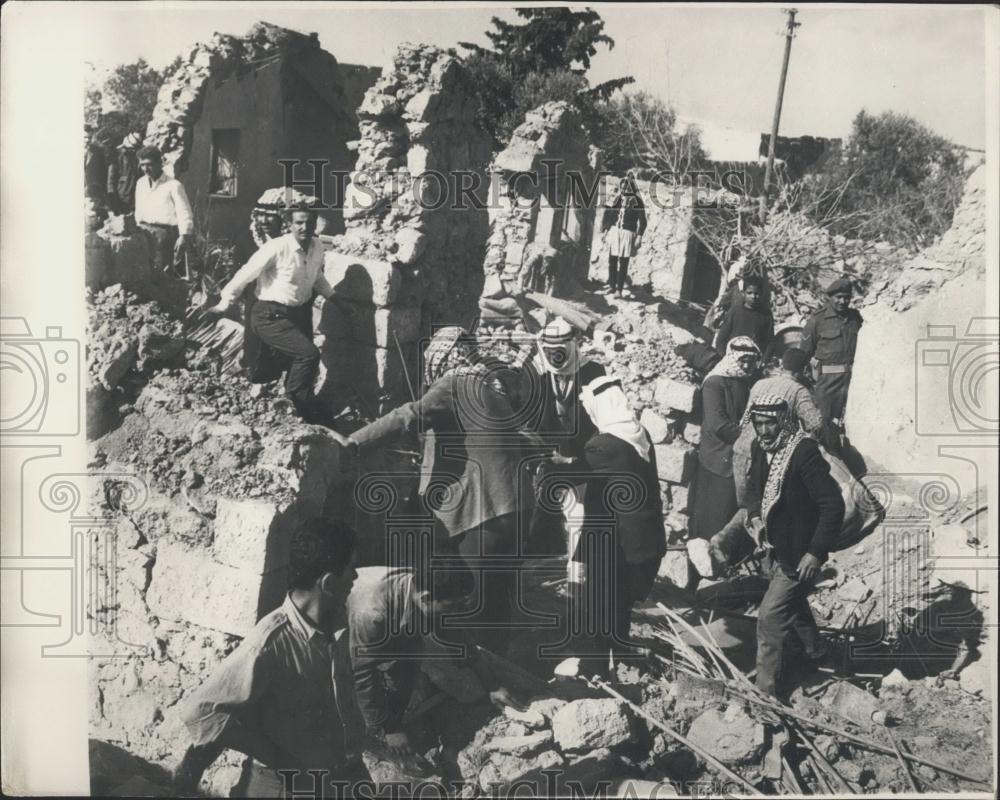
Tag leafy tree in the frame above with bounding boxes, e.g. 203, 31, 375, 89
593, 92, 708, 178
792, 110, 965, 248
86, 57, 182, 143
459, 8, 633, 147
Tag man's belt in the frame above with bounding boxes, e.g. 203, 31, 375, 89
138, 221, 178, 230
818, 363, 850, 375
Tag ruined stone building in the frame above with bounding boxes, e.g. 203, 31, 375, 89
146, 23, 380, 243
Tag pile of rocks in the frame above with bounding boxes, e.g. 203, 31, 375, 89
485, 101, 597, 300
320, 43, 492, 414
145, 22, 321, 175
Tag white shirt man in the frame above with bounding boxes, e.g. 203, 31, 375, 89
219, 230, 333, 308
135, 171, 195, 234
210, 209, 335, 424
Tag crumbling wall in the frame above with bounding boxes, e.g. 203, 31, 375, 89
485, 102, 596, 299
145, 22, 322, 175
845, 164, 990, 483
87, 285, 358, 796
588, 177, 696, 298
319, 44, 492, 414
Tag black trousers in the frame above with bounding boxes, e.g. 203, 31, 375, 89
248, 299, 321, 414
449, 512, 518, 657
140, 223, 179, 272
608, 256, 631, 293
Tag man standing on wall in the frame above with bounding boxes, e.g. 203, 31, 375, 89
799, 277, 863, 448
210, 205, 335, 424
134, 145, 195, 273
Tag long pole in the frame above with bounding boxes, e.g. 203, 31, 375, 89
758, 8, 800, 224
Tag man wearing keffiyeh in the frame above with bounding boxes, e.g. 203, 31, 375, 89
742, 394, 845, 698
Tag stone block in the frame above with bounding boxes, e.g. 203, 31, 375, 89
653, 443, 693, 484
657, 548, 689, 588
653, 377, 697, 414
682, 422, 701, 446
404, 90, 441, 122
686, 705, 765, 765
86, 232, 112, 290
212, 497, 294, 574
640, 409, 671, 444
551, 698, 633, 752
406, 145, 434, 177
146, 542, 285, 637
822, 680, 881, 727
482, 731, 553, 756
494, 142, 539, 175
358, 92, 401, 118
669, 483, 689, 513
325, 252, 400, 307
321, 301, 422, 348
393, 228, 427, 266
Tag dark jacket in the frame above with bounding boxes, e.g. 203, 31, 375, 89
744, 437, 845, 567
519, 360, 607, 458
578, 432, 666, 565
800, 303, 863, 366
84, 142, 108, 201
601, 194, 647, 236
698, 373, 750, 478
352, 372, 533, 536
347, 566, 422, 733
109, 147, 140, 212
716, 302, 775, 357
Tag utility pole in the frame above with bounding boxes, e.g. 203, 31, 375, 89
758, 8, 801, 224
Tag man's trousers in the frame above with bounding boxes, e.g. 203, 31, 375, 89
247, 298, 320, 416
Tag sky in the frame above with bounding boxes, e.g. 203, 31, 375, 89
80, 3, 992, 154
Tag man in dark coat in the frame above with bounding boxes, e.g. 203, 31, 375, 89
715, 275, 775, 357
743, 395, 845, 698
108, 132, 142, 214
600, 175, 647, 298
799, 277, 863, 436
348, 327, 534, 657
690, 336, 761, 542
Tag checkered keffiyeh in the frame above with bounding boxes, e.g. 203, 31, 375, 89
423, 326, 506, 396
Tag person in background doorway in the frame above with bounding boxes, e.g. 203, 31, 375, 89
210, 206, 335, 424
715, 274, 775, 357
135, 145, 195, 272
600, 175, 647, 299
108, 132, 142, 215
689, 336, 760, 542
799, 277, 863, 447
742, 395, 844, 699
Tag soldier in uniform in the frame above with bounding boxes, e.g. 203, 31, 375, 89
799, 277, 863, 446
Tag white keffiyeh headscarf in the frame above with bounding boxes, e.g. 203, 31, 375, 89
580, 375, 651, 462
707, 336, 761, 380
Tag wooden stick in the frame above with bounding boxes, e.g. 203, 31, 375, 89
780, 756, 805, 795
726, 686, 990, 786
886, 727, 920, 793
589, 677, 764, 797
805, 752, 834, 795
793, 723, 852, 793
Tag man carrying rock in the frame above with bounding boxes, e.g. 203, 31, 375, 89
134, 145, 195, 273
348, 564, 524, 764
173, 519, 372, 798
743, 395, 845, 699
799, 277, 863, 443
210, 205, 335, 423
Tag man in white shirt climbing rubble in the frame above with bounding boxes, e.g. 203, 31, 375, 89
134, 146, 195, 272
210, 204, 335, 424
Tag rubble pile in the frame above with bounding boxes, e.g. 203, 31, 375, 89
319, 44, 492, 414
484, 101, 597, 300
145, 22, 323, 175
87, 286, 357, 795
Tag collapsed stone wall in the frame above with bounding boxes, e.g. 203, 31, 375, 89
484, 102, 596, 300
845, 166, 990, 482
319, 44, 492, 414
145, 22, 323, 175
87, 285, 360, 795
588, 177, 697, 299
